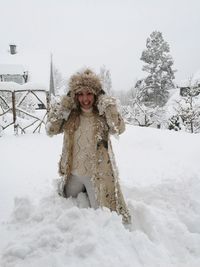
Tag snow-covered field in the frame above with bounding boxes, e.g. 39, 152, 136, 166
0, 125, 200, 267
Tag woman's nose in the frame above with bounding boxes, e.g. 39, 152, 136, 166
83, 94, 87, 101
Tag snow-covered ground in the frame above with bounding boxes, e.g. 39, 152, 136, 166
0, 125, 200, 267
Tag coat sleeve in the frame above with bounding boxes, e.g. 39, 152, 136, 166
97, 95, 125, 135
104, 104, 125, 135
46, 95, 73, 136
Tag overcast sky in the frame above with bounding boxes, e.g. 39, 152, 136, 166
0, 0, 200, 91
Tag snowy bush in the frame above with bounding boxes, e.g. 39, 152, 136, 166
171, 87, 200, 133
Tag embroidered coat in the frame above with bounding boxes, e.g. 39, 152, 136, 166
46, 69, 131, 224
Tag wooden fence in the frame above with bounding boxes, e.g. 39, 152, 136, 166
0, 89, 50, 134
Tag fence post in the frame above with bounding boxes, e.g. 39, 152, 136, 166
12, 91, 18, 134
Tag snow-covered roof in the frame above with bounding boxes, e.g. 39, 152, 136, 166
0, 64, 25, 75
21, 82, 47, 91
0, 81, 47, 91
0, 81, 21, 91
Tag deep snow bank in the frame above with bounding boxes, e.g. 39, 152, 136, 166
1, 126, 200, 267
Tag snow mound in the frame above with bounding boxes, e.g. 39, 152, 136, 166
2, 193, 133, 267
1, 176, 200, 267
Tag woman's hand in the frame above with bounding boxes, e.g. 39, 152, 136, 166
60, 95, 74, 111
97, 94, 116, 115
97, 94, 125, 135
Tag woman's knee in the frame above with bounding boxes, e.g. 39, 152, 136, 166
65, 175, 85, 197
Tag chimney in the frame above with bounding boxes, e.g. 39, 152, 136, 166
9, 44, 17, 55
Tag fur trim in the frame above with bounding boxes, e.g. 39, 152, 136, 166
68, 68, 103, 97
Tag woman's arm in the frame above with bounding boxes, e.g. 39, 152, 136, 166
46, 95, 73, 136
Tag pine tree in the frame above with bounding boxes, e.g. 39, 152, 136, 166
140, 31, 176, 107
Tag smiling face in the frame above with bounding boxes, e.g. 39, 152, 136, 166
76, 89, 95, 110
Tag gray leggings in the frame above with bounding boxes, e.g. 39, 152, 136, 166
65, 174, 98, 209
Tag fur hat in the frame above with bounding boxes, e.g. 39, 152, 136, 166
68, 68, 103, 97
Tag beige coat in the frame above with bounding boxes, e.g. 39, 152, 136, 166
46, 99, 131, 224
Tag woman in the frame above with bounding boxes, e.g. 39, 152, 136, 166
46, 69, 131, 224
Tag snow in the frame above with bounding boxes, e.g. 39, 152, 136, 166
0, 126, 200, 267
164, 89, 181, 117
0, 64, 25, 75
0, 81, 47, 91
193, 69, 200, 84
0, 82, 22, 91
178, 69, 200, 87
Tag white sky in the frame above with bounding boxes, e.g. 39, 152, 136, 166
0, 0, 200, 91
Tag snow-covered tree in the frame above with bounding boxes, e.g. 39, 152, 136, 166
120, 77, 167, 128
99, 65, 112, 95
140, 31, 176, 107
175, 86, 200, 133
126, 86, 167, 128
53, 67, 67, 95
114, 87, 135, 106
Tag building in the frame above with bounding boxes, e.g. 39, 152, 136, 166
0, 64, 28, 84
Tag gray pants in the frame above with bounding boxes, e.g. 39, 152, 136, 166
65, 174, 98, 209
